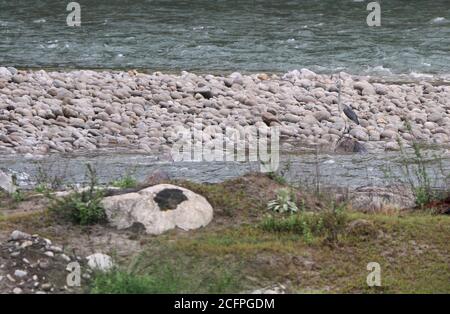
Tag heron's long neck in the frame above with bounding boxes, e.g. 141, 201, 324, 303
338, 79, 342, 112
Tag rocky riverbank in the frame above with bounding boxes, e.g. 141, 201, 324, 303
0, 67, 449, 155
0, 174, 449, 294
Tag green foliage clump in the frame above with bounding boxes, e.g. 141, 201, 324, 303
48, 164, 105, 225
267, 188, 298, 213
396, 121, 446, 209
261, 201, 347, 243
90, 270, 179, 294
11, 189, 24, 203
90, 265, 239, 294
111, 175, 138, 189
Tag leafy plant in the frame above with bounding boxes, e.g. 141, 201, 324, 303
260, 212, 319, 243
267, 159, 292, 185
320, 201, 347, 243
90, 270, 178, 294
48, 164, 106, 225
261, 201, 347, 244
11, 189, 24, 203
111, 175, 138, 189
266, 172, 287, 185
397, 121, 443, 208
267, 188, 298, 213
33, 161, 66, 191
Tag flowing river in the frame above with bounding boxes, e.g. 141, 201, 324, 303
1, 147, 449, 190
1, 0, 450, 76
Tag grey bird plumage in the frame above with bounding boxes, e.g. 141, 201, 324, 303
337, 79, 360, 133
342, 104, 359, 125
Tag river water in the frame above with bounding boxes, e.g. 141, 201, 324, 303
1, 147, 449, 190
1, 1, 449, 189
1, 0, 450, 76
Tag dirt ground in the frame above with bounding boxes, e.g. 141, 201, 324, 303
0, 174, 449, 294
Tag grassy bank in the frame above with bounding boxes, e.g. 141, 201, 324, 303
0, 174, 449, 294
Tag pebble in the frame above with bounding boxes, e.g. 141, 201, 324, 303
0, 69, 448, 155
41, 283, 52, 291
38, 261, 50, 269
44, 251, 54, 258
385, 141, 401, 151
6, 274, 16, 282
49, 246, 63, 253
20, 240, 33, 248
59, 254, 71, 262
14, 269, 28, 278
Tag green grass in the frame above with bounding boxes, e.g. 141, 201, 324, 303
90, 268, 183, 294
396, 121, 449, 208
173, 180, 260, 217
266, 172, 287, 185
11, 189, 25, 203
111, 175, 138, 189
90, 245, 243, 294
2, 171, 448, 294
261, 203, 348, 244
104, 212, 449, 294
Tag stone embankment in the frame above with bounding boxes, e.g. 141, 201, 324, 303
0, 67, 449, 155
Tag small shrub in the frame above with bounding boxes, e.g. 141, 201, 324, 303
35, 184, 50, 194
397, 121, 443, 208
260, 212, 322, 243
320, 202, 348, 243
267, 188, 298, 213
111, 175, 138, 189
261, 202, 348, 244
33, 161, 66, 190
48, 164, 106, 225
267, 159, 291, 185
11, 189, 24, 203
267, 172, 287, 185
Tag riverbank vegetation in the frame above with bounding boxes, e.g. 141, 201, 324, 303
0, 170, 448, 294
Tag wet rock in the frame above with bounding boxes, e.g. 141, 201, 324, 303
0, 67, 12, 79
349, 128, 369, 141
385, 141, 400, 151
335, 137, 367, 153
261, 111, 280, 127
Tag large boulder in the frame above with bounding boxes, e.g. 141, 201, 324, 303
0, 170, 16, 194
101, 184, 213, 235
349, 186, 415, 212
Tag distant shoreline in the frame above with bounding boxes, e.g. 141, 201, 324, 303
4, 66, 450, 85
